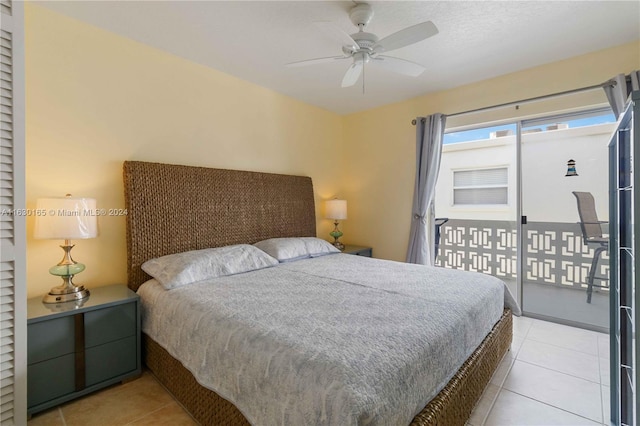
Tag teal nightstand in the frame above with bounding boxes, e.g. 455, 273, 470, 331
342, 245, 372, 257
27, 284, 141, 416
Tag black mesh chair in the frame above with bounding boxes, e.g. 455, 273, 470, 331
572, 191, 609, 303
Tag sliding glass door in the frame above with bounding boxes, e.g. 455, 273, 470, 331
435, 108, 616, 330
434, 123, 519, 302
521, 109, 615, 330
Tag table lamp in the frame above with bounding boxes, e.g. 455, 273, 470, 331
34, 195, 98, 303
325, 199, 347, 250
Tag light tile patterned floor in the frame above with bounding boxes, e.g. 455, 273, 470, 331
469, 316, 611, 426
28, 316, 610, 426
27, 372, 197, 426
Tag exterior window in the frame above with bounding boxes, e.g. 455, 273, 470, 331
453, 168, 508, 205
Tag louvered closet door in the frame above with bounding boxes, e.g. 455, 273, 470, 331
0, 0, 26, 424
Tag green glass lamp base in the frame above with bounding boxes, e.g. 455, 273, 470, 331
49, 262, 85, 276
330, 221, 345, 251
42, 243, 91, 304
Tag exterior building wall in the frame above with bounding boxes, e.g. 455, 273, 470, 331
435, 122, 615, 223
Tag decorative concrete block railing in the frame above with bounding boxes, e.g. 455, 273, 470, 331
435, 219, 609, 291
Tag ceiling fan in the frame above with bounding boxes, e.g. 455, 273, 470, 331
286, 2, 438, 88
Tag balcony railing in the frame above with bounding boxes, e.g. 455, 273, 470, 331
435, 219, 609, 290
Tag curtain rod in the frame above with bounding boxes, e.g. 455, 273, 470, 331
411, 78, 617, 125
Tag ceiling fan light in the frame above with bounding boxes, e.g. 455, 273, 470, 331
353, 52, 370, 64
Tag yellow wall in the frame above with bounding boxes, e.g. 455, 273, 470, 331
343, 40, 640, 262
25, 5, 344, 298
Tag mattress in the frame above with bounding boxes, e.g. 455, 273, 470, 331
138, 253, 518, 426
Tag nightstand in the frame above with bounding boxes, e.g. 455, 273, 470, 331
27, 284, 141, 416
342, 245, 373, 257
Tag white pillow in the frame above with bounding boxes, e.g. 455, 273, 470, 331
253, 237, 340, 262
142, 244, 279, 290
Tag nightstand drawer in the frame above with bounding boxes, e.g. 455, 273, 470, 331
85, 336, 137, 386
27, 354, 76, 407
28, 315, 75, 364
342, 245, 373, 257
351, 248, 372, 257
85, 302, 136, 348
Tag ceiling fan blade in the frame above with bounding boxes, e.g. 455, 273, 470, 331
372, 56, 425, 77
314, 21, 359, 52
341, 61, 363, 87
374, 21, 438, 53
286, 56, 348, 67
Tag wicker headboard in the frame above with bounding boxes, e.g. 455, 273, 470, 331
123, 161, 316, 291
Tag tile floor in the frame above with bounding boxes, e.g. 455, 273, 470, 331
28, 315, 611, 426
27, 371, 197, 426
469, 315, 611, 426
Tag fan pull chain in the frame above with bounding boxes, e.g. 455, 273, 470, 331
362, 63, 365, 94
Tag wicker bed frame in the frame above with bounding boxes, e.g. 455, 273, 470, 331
123, 160, 512, 426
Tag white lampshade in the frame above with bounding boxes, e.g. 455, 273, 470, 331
325, 199, 347, 220
34, 197, 98, 240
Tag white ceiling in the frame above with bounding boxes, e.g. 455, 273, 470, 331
35, 1, 640, 115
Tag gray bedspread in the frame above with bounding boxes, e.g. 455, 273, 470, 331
138, 254, 518, 426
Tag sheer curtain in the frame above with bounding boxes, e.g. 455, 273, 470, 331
604, 71, 640, 117
406, 113, 447, 265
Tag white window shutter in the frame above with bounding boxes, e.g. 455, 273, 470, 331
453, 168, 508, 187
0, 0, 26, 424
453, 167, 509, 205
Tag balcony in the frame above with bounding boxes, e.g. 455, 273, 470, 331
436, 219, 609, 329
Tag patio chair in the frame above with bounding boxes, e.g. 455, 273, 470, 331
572, 191, 609, 303
434, 217, 449, 262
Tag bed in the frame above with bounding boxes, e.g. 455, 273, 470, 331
123, 160, 514, 425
